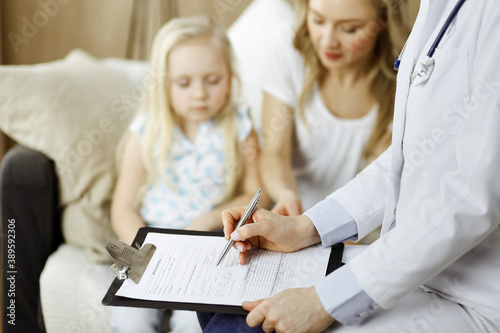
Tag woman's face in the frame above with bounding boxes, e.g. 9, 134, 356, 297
307, 0, 384, 71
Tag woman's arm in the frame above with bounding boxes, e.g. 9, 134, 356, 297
259, 92, 302, 215
186, 130, 266, 231
110, 133, 147, 245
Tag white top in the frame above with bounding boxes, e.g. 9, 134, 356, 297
129, 106, 253, 229
261, 21, 377, 210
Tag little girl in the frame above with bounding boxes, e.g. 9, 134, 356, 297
110, 16, 263, 333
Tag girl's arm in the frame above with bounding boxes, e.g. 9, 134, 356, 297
186, 130, 267, 231
110, 133, 147, 245
259, 92, 302, 216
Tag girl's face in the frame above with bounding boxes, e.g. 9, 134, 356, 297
168, 36, 231, 126
306, 0, 384, 71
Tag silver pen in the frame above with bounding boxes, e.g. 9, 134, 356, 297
215, 188, 263, 266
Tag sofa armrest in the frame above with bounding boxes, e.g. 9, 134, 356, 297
1, 145, 62, 333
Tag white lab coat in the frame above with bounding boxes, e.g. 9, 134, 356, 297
331, 0, 500, 317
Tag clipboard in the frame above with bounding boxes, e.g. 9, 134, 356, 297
102, 227, 344, 314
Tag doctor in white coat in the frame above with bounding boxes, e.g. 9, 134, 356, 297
219, 0, 500, 332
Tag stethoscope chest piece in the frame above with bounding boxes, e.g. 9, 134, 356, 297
410, 58, 435, 86
396, 0, 467, 86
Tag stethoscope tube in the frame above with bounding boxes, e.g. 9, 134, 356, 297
427, 0, 467, 59
394, 0, 467, 84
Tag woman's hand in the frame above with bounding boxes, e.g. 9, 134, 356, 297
221, 207, 321, 264
271, 190, 303, 216
243, 287, 335, 333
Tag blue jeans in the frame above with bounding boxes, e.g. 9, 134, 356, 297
197, 312, 265, 333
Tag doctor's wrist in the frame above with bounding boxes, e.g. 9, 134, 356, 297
294, 215, 321, 250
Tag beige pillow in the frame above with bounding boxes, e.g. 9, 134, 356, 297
0, 50, 142, 262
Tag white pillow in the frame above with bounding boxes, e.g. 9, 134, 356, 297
0, 50, 148, 262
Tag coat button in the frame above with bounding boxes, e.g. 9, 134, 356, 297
393, 208, 397, 215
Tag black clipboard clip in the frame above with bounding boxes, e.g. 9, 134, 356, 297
105, 240, 156, 284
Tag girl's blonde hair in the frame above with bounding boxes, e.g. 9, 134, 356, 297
139, 16, 242, 203
293, 0, 411, 162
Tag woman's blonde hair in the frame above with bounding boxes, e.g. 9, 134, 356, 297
139, 16, 242, 203
293, 0, 411, 161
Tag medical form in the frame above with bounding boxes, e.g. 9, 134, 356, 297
112, 231, 333, 308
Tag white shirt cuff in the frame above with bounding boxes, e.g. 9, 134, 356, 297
304, 197, 358, 246
315, 263, 381, 326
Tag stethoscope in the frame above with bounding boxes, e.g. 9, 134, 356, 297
394, 0, 467, 86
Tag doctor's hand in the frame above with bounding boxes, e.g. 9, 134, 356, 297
271, 190, 303, 216
221, 207, 321, 264
243, 286, 335, 333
